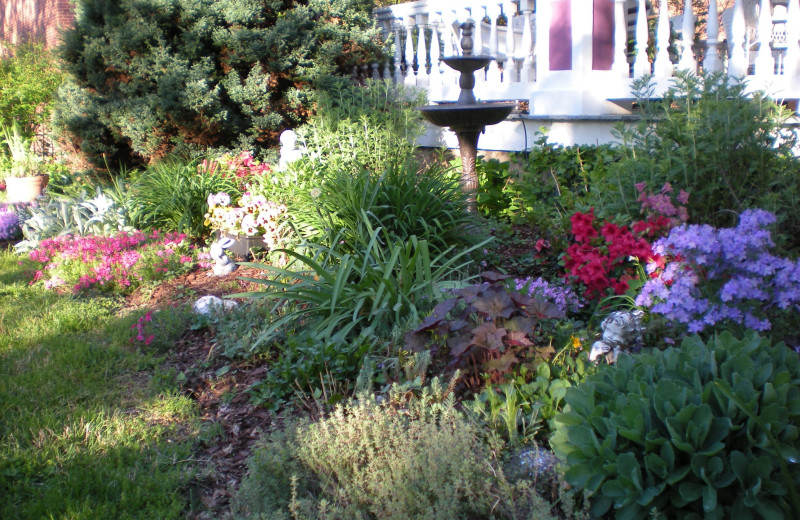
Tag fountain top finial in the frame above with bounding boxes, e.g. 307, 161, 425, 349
460, 21, 474, 57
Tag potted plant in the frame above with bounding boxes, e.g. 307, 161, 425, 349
204, 191, 290, 258
1, 123, 49, 203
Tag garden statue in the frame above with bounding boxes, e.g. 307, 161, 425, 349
278, 130, 304, 170
589, 310, 645, 363
209, 236, 238, 276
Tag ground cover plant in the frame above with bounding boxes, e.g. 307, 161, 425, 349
552, 331, 800, 519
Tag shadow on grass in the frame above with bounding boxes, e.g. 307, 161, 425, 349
0, 283, 204, 520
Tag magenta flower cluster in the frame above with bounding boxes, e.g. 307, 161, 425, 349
636, 209, 800, 334
0, 204, 20, 240
514, 276, 584, 314
29, 230, 198, 293
131, 311, 155, 345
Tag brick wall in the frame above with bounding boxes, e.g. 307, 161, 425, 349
0, 0, 75, 49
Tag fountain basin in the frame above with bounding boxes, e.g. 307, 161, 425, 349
417, 102, 514, 132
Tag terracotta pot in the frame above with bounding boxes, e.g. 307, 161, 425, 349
217, 231, 266, 259
5, 175, 49, 203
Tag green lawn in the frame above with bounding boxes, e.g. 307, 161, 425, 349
0, 250, 202, 519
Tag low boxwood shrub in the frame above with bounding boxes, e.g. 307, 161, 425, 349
551, 330, 800, 519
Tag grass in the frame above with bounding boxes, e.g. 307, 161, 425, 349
0, 249, 202, 519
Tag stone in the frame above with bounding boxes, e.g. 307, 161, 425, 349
192, 295, 238, 315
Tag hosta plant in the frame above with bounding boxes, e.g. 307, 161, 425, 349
551, 330, 800, 519
405, 272, 566, 389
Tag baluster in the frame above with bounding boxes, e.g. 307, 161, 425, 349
393, 19, 403, 83
383, 59, 391, 81
613, 0, 629, 77
429, 12, 443, 94
677, 0, 697, 71
488, 3, 503, 83
653, 0, 673, 77
404, 18, 416, 85
754, 0, 775, 75
633, 0, 651, 77
704, 0, 723, 72
430, 13, 442, 74
504, 1, 517, 82
785, 0, 800, 77
371, 63, 380, 80
416, 14, 430, 82
519, 0, 534, 82
729, 0, 748, 77
472, 4, 486, 56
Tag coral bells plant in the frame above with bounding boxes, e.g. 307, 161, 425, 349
29, 230, 197, 293
562, 209, 655, 300
205, 191, 290, 249
636, 209, 800, 338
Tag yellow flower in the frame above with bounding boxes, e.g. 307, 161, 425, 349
571, 336, 581, 350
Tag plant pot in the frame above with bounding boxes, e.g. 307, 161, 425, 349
5, 175, 49, 203
217, 231, 266, 259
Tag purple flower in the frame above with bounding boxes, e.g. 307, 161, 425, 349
0, 206, 20, 240
637, 209, 800, 335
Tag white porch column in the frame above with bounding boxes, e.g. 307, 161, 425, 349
653, 0, 673, 78
677, 0, 697, 72
729, 0, 749, 77
487, 3, 503, 83
704, 0, 723, 72
633, 0, 651, 77
785, 0, 800, 78
612, 0, 629, 77
416, 13, 430, 83
404, 18, 416, 85
754, 0, 775, 76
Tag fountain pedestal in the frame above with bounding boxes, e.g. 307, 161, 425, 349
417, 21, 513, 212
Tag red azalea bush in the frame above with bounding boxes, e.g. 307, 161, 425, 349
562, 209, 654, 300
562, 183, 689, 301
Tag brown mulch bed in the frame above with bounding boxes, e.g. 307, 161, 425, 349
122, 266, 275, 518
120, 227, 543, 518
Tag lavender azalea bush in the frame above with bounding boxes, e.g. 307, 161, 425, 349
636, 209, 800, 338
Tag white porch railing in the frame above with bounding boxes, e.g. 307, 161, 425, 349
374, 0, 800, 116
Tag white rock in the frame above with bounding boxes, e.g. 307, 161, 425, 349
192, 295, 238, 315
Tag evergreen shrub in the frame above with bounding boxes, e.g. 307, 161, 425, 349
54, 0, 384, 166
551, 330, 800, 519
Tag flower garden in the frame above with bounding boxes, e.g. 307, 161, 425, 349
2, 6, 800, 519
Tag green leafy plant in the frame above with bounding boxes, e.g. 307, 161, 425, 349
234, 389, 561, 520
603, 71, 800, 251
405, 272, 566, 389
289, 156, 482, 254
0, 43, 64, 135
239, 216, 489, 348
297, 79, 427, 173
551, 330, 800, 519
14, 188, 134, 252
128, 156, 241, 238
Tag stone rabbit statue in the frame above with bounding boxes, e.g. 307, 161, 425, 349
209, 237, 238, 276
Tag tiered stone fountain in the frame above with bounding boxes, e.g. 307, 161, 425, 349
417, 21, 514, 211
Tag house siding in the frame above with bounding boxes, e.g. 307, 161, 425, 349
0, 0, 75, 50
